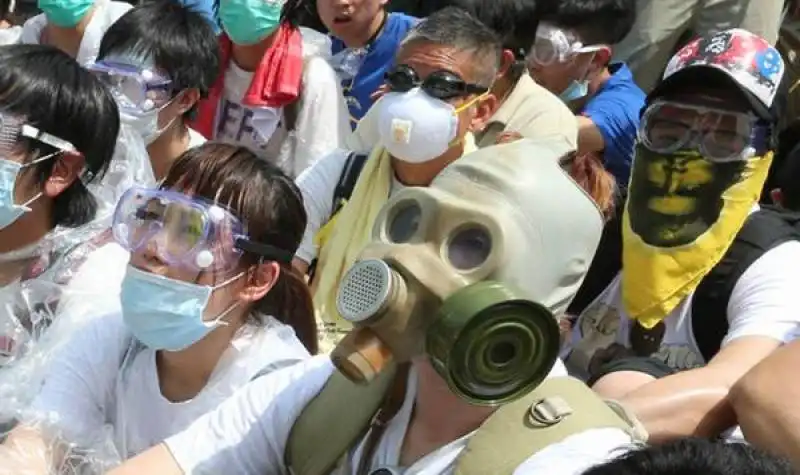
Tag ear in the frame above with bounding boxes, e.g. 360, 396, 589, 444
498, 49, 516, 78
175, 88, 200, 115
237, 261, 281, 303
469, 94, 499, 132
589, 47, 612, 72
771, 188, 784, 207
43, 153, 85, 198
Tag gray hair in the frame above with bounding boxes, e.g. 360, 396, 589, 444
399, 7, 502, 87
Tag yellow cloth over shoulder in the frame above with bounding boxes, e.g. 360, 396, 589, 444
312, 135, 477, 341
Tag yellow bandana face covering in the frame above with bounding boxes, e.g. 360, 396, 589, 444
622, 145, 773, 328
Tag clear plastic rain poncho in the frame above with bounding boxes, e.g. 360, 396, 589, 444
0, 122, 154, 474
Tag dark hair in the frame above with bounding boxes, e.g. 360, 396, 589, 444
0, 44, 118, 228
772, 125, 800, 210
162, 143, 318, 354
448, 0, 541, 65
98, 0, 220, 120
401, 7, 503, 87
539, 0, 636, 46
583, 438, 794, 475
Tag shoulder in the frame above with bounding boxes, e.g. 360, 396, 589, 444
20, 14, 45, 43
250, 316, 312, 362
385, 13, 418, 35
514, 428, 635, 474
299, 27, 333, 61
104, 0, 134, 20
736, 240, 800, 290
296, 148, 352, 196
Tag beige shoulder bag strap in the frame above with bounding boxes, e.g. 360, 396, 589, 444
455, 376, 647, 475
285, 363, 404, 475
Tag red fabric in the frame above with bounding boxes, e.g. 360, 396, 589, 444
190, 24, 304, 139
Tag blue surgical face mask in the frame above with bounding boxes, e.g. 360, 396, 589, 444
120, 265, 244, 351
0, 154, 56, 230
559, 80, 589, 103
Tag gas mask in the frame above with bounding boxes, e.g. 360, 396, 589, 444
330, 139, 604, 405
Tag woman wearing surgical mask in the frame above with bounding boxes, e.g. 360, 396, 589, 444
0, 143, 316, 471
190, 0, 349, 178
19, 0, 131, 65
92, 0, 220, 181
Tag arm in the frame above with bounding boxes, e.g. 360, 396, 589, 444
294, 149, 350, 269
618, 336, 779, 441
731, 339, 800, 467
576, 116, 606, 155
292, 57, 351, 178
0, 315, 122, 472
620, 241, 800, 441
110, 356, 336, 475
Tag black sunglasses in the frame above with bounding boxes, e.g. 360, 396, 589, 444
384, 64, 488, 101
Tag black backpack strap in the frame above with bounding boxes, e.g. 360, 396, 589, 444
331, 152, 368, 215
692, 207, 800, 361
307, 152, 368, 283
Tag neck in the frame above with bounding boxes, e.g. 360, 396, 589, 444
491, 73, 516, 109
156, 315, 245, 402
231, 31, 277, 72
408, 359, 494, 446
343, 10, 386, 48
587, 66, 611, 96
391, 144, 463, 186
43, 7, 94, 58
147, 122, 190, 181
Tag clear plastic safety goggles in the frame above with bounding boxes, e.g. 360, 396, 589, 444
0, 112, 79, 158
112, 187, 294, 273
87, 60, 173, 115
639, 100, 769, 162
527, 23, 604, 66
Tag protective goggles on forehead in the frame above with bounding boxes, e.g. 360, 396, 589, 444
86, 60, 173, 115
639, 100, 770, 162
0, 112, 79, 158
112, 187, 294, 273
384, 64, 488, 101
527, 23, 604, 66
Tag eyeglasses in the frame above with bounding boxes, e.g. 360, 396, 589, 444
639, 100, 769, 162
384, 64, 488, 101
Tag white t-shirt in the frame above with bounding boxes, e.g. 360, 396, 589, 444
58, 242, 129, 324
562, 241, 800, 379
294, 148, 403, 264
30, 311, 309, 459
20, 0, 132, 66
0, 25, 21, 45
187, 127, 207, 149
212, 28, 349, 179
165, 356, 636, 475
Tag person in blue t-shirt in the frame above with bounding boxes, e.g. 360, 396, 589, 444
318, 0, 417, 129
529, 0, 643, 190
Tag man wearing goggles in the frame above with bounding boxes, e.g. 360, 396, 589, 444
562, 29, 800, 444
527, 0, 644, 189
294, 8, 502, 350
90, 0, 219, 181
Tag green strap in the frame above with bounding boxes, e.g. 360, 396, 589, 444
455, 376, 642, 475
285, 364, 398, 475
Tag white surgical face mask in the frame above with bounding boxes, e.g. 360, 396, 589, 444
119, 98, 177, 145
376, 88, 461, 164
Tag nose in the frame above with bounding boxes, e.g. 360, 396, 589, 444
140, 232, 170, 268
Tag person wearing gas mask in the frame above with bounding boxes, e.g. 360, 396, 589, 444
107, 137, 648, 475
318, 0, 417, 129
19, 0, 131, 65
295, 7, 500, 350
528, 0, 644, 190
562, 29, 800, 442
190, 0, 349, 179
91, 0, 219, 181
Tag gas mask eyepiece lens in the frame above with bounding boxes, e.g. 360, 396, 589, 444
447, 226, 492, 270
387, 202, 422, 243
